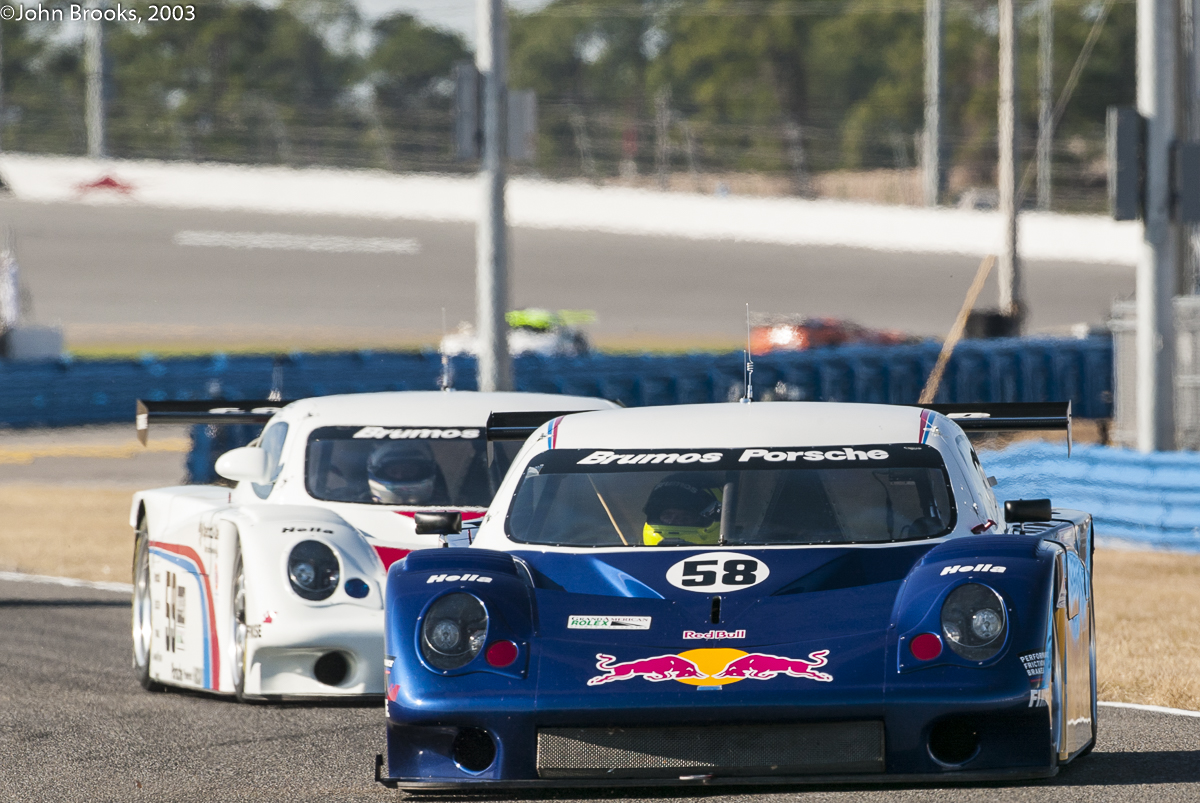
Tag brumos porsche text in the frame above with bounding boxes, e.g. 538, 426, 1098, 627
576, 447, 891, 465
354, 427, 481, 440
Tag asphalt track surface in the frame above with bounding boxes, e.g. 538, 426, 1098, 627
0, 200, 1133, 345
2, 578, 1200, 803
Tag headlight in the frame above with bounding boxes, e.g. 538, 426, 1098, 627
940, 583, 1007, 661
287, 540, 340, 601
420, 593, 488, 670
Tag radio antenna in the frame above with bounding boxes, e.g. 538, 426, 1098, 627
438, 307, 454, 391
741, 303, 753, 403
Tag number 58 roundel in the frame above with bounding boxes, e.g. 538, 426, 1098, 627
665, 552, 771, 592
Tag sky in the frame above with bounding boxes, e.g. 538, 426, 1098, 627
353, 0, 551, 46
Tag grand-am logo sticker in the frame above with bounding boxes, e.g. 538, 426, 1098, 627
586, 648, 832, 686
568, 615, 652, 630
665, 552, 769, 592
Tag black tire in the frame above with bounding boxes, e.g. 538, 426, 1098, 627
132, 522, 164, 692
231, 547, 249, 702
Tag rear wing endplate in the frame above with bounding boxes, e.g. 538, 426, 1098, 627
136, 399, 292, 444
923, 401, 1072, 453
486, 410, 589, 441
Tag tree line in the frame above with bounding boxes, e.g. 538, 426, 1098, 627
0, 0, 1135, 208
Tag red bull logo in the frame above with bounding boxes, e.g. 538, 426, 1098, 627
587, 653, 707, 685
713, 650, 831, 681
587, 648, 833, 686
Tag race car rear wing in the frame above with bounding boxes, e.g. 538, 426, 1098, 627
485, 410, 591, 441
922, 401, 1072, 453
136, 399, 292, 444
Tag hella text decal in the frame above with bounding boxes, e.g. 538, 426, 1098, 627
666, 552, 769, 593
426, 573, 493, 584
941, 563, 1007, 576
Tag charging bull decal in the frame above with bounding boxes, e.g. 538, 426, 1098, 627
587, 648, 833, 686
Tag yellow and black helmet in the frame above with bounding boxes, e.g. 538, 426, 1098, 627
642, 474, 723, 546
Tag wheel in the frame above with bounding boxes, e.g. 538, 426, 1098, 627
132, 522, 164, 692
231, 547, 249, 701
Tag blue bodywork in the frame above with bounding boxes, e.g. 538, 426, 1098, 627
381, 512, 1095, 788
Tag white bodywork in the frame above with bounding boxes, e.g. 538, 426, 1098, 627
131, 391, 616, 699
472, 402, 1005, 552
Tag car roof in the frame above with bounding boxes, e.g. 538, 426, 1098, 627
281, 391, 616, 428
550, 402, 929, 450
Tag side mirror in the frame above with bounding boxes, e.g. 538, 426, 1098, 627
414, 512, 463, 536
1004, 498, 1053, 523
215, 446, 270, 484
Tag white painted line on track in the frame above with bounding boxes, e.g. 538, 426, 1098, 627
0, 570, 132, 594
174, 230, 420, 255
1100, 701, 1200, 718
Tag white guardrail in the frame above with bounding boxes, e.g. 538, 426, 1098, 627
0, 153, 1140, 266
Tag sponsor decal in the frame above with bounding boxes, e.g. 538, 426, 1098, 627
738, 447, 889, 463
246, 624, 262, 639
683, 629, 746, 640
353, 426, 481, 440
1019, 650, 1046, 680
665, 552, 770, 593
577, 450, 722, 466
281, 526, 333, 534
1029, 687, 1050, 708
568, 615, 652, 630
941, 563, 1007, 576
425, 573, 493, 584
587, 648, 832, 686
262, 610, 277, 624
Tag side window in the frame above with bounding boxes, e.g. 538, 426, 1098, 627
955, 434, 999, 520
252, 422, 289, 500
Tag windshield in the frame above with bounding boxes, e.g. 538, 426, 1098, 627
305, 426, 522, 507
506, 445, 955, 547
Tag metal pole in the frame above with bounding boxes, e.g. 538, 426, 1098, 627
476, 0, 512, 392
85, 9, 105, 159
923, 0, 944, 206
0, 21, 6, 152
1036, 0, 1054, 210
1136, 0, 1178, 450
998, 0, 1022, 325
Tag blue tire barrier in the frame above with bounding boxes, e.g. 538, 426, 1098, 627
987, 440, 1200, 551
0, 337, 1113, 483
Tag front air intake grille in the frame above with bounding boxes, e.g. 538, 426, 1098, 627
536, 721, 884, 779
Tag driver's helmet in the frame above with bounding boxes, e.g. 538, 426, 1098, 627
642, 474, 722, 546
367, 442, 439, 505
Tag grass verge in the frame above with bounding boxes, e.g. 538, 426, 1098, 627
0, 483, 1196, 710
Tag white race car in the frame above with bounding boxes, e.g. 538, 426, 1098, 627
130, 391, 616, 701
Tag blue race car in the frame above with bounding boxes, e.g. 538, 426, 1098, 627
377, 401, 1095, 789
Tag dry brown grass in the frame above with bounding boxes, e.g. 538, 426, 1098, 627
1094, 548, 1200, 709
0, 487, 1197, 709
0, 485, 136, 584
